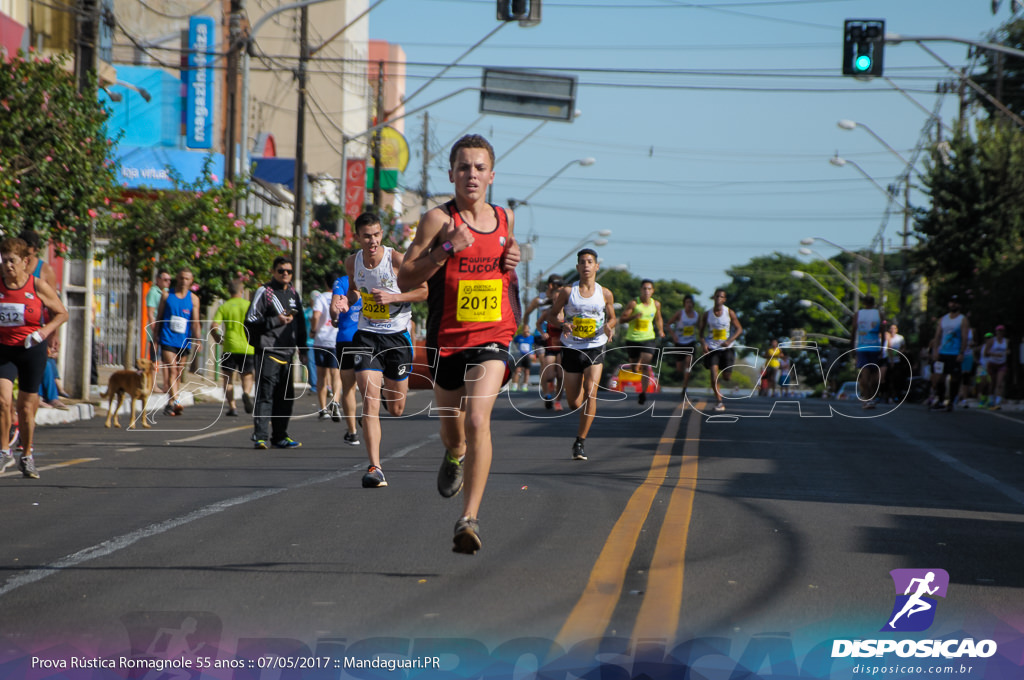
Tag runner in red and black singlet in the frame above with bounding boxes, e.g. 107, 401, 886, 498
425, 198, 516, 359
0, 237, 69, 479
399, 134, 521, 555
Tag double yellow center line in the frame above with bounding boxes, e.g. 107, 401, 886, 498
555, 400, 702, 646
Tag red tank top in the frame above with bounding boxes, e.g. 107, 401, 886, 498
0, 276, 45, 346
427, 201, 517, 357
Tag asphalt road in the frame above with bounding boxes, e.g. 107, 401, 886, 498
1, 387, 1022, 676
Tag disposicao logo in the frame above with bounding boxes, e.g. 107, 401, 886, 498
883, 568, 949, 632
831, 568, 998, 660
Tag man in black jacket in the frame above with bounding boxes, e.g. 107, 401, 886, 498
245, 256, 308, 449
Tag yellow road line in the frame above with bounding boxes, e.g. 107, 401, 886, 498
39, 457, 99, 472
631, 404, 702, 641
554, 401, 699, 647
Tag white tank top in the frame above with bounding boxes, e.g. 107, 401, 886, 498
561, 282, 608, 350
988, 337, 1008, 365
704, 306, 732, 350
676, 309, 699, 344
353, 247, 411, 334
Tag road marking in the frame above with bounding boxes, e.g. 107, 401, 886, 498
166, 425, 251, 443
632, 402, 701, 642
0, 435, 438, 599
881, 419, 1024, 508
554, 401, 699, 647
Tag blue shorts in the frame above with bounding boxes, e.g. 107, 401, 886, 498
856, 351, 883, 369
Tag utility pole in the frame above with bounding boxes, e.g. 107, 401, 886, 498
420, 112, 430, 207
372, 60, 385, 210
75, 0, 99, 93
292, 5, 309, 294
224, 0, 243, 182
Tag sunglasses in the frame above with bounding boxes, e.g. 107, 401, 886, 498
277, 268, 293, 275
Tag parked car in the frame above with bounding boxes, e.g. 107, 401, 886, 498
835, 381, 859, 400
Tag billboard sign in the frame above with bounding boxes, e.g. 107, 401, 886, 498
186, 16, 215, 149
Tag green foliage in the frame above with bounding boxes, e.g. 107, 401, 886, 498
0, 51, 117, 254
101, 158, 286, 306
970, 19, 1024, 120
303, 227, 353, 290
915, 118, 1024, 330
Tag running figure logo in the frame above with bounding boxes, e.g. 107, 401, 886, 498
882, 569, 949, 632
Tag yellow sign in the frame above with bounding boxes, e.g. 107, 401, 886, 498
379, 126, 410, 172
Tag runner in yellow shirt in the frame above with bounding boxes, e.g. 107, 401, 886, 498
619, 279, 664, 404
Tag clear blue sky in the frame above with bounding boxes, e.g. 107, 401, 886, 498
369, 0, 1005, 303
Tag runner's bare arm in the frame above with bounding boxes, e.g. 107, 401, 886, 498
603, 287, 617, 338
541, 287, 571, 332
728, 308, 743, 345
398, 207, 472, 291
374, 250, 428, 303
33, 277, 68, 341
655, 300, 665, 338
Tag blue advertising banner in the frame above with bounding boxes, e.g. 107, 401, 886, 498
186, 16, 215, 149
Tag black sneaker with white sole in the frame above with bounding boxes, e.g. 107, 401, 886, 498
437, 450, 464, 498
362, 465, 387, 488
572, 437, 587, 461
343, 431, 361, 446
452, 517, 481, 554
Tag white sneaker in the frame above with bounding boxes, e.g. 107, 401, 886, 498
714, 402, 726, 412
0, 451, 14, 474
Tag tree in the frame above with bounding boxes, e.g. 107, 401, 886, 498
915, 118, 1024, 332
0, 51, 117, 254
102, 159, 286, 364
970, 19, 1024, 120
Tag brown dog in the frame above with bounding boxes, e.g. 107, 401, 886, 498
103, 358, 158, 429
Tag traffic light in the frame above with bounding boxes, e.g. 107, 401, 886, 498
843, 19, 885, 78
497, 0, 540, 23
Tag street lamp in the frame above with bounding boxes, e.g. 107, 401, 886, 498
800, 237, 871, 265
508, 157, 596, 209
829, 154, 908, 211
798, 247, 862, 311
799, 299, 850, 335
837, 119, 909, 165
791, 270, 854, 317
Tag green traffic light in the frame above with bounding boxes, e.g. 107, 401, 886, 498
854, 54, 873, 72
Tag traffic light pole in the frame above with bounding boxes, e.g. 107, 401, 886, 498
908, 39, 1024, 130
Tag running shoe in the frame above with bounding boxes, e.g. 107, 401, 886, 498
329, 401, 342, 423
242, 393, 254, 414
226, 407, 238, 417
0, 451, 14, 474
343, 431, 361, 446
173, 402, 184, 416
714, 402, 726, 412
990, 404, 1002, 411
437, 450, 464, 498
318, 408, 330, 421
254, 439, 268, 450
163, 402, 175, 416
553, 400, 563, 411
19, 455, 39, 479
452, 516, 481, 555
638, 391, 647, 405
544, 394, 554, 410
572, 438, 587, 461
362, 465, 388, 488
271, 437, 302, 449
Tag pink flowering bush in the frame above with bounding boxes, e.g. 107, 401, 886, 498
0, 52, 116, 252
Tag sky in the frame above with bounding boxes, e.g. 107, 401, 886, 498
367, 0, 1008, 303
